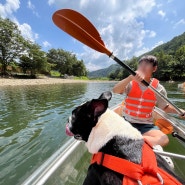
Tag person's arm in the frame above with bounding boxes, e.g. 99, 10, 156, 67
112, 75, 132, 94
113, 71, 145, 94
164, 105, 185, 119
156, 85, 185, 119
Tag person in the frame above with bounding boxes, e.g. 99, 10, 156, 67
113, 55, 185, 147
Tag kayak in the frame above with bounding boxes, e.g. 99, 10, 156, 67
21, 104, 185, 185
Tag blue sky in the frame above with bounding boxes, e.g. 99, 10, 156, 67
0, 0, 185, 71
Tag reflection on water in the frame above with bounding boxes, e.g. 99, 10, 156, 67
0, 82, 123, 185
0, 83, 87, 185
0, 82, 184, 185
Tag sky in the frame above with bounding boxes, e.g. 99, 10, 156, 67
0, 0, 185, 71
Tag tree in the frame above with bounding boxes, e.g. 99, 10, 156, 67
72, 60, 87, 76
47, 48, 87, 76
47, 49, 68, 75
19, 55, 32, 74
154, 51, 172, 80
0, 17, 26, 75
174, 45, 185, 79
19, 42, 48, 76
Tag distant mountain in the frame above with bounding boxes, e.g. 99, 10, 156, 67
88, 32, 185, 78
146, 32, 185, 56
88, 64, 120, 78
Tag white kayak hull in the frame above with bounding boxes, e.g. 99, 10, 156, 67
22, 104, 185, 185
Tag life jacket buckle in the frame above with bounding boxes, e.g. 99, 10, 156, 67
137, 180, 142, 185
137, 173, 164, 185
157, 172, 164, 184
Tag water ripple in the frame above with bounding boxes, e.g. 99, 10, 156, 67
0, 82, 184, 185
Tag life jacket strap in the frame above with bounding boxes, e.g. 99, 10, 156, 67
91, 140, 182, 185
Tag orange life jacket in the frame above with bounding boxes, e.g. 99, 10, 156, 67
91, 140, 182, 185
124, 78, 159, 119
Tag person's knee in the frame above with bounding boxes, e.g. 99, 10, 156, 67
155, 132, 169, 146
143, 130, 169, 146
161, 134, 169, 146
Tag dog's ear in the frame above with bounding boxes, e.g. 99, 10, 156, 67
90, 99, 108, 118
98, 91, 112, 101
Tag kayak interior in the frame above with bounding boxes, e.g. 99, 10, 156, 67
21, 104, 185, 184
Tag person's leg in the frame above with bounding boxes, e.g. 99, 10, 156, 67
143, 129, 169, 146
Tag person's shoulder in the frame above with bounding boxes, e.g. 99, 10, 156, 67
153, 78, 164, 88
157, 82, 167, 95
157, 82, 165, 89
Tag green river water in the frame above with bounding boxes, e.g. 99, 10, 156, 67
0, 82, 185, 185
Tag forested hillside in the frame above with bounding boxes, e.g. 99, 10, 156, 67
88, 64, 120, 78
92, 32, 185, 81
0, 17, 87, 78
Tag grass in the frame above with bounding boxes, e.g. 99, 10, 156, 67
50, 70, 60, 77
74, 76, 89, 80
89, 77, 111, 81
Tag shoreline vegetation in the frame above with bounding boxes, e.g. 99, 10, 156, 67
0, 77, 116, 87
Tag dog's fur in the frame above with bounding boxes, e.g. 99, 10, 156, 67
66, 91, 184, 185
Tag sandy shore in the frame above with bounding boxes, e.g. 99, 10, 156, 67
0, 78, 114, 87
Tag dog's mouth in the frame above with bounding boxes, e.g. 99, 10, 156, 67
65, 124, 74, 136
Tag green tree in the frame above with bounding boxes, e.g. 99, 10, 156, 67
154, 51, 173, 80
47, 48, 87, 76
19, 42, 48, 76
0, 17, 26, 75
47, 49, 68, 75
174, 45, 185, 79
72, 60, 87, 76
19, 55, 32, 74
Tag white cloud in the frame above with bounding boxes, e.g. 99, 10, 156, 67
19, 23, 39, 42
43, 41, 51, 48
27, 0, 34, 10
27, 0, 39, 17
158, 10, 166, 18
48, 0, 55, 6
12, 18, 39, 42
152, 40, 164, 49
134, 40, 163, 57
134, 47, 150, 57
142, 30, 156, 38
0, 0, 20, 18
48, 0, 156, 71
148, 30, 156, 38
0, 0, 39, 42
173, 19, 185, 28
86, 62, 103, 71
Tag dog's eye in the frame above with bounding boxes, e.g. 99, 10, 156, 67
74, 134, 82, 140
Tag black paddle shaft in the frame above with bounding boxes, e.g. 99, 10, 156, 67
110, 54, 184, 116
52, 9, 184, 116
110, 54, 149, 86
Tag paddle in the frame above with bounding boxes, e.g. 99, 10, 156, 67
154, 106, 185, 139
52, 9, 184, 116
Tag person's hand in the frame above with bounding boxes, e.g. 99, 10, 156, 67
129, 71, 145, 82
180, 109, 185, 119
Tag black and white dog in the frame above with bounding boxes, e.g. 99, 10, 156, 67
66, 92, 184, 185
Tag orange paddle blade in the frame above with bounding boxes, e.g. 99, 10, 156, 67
154, 119, 173, 134
52, 9, 112, 56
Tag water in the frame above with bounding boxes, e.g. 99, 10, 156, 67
0, 82, 184, 185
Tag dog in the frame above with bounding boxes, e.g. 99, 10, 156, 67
66, 91, 184, 185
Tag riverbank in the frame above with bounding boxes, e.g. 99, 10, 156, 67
0, 78, 115, 87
